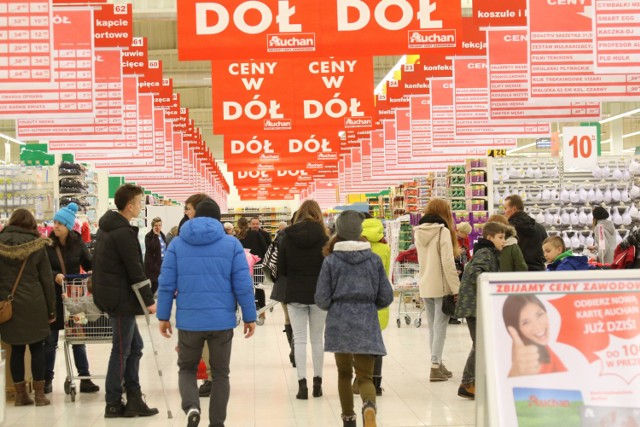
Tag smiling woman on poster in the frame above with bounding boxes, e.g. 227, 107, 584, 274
503, 295, 567, 377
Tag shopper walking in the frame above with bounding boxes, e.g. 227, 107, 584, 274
178, 193, 211, 234
92, 184, 158, 418
250, 216, 272, 246
278, 200, 329, 399
487, 214, 528, 272
591, 206, 617, 264
361, 213, 391, 396
237, 216, 268, 323
157, 199, 257, 427
44, 203, 99, 395
144, 216, 167, 295
316, 210, 393, 427
0, 209, 56, 406
504, 195, 547, 271
414, 198, 461, 382
454, 222, 506, 400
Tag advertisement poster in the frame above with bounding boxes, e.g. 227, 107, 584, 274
478, 271, 640, 427
593, 0, 640, 74
486, 27, 601, 122
528, 0, 640, 101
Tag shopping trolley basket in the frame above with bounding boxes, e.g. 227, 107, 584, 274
391, 262, 424, 328
253, 263, 279, 325
61, 274, 111, 401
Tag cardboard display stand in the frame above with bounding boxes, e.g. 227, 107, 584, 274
477, 270, 640, 427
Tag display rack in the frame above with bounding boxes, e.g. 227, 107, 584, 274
1, 163, 55, 224
220, 207, 293, 237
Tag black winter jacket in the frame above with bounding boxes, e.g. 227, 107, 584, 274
0, 226, 55, 345
239, 230, 268, 260
92, 210, 154, 315
509, 211, 548, 271
278, 221, 328, 305
46, 231, 92, 330
144, 230, 166, 283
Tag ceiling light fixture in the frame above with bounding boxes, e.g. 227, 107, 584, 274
599, 107, 640, 124
0, 133, 25, 145
506, 142, 536, 155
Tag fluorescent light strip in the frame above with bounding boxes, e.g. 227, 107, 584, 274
623, 130, 640, 139
374, 55, 407, 95
506, 142, 536, 155
0, 133, 25, 145
599, 107, 640, 124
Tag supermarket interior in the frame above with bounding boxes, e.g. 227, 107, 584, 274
1, 0, 640, 426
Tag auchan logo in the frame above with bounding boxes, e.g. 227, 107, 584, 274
267, 33, 316, 52
306, 162, 323, 169
408, 29, 456, 49
259, 153, 280, 161
317, 152, 338, 160
344, 116, 373, 129
264, 118, 292, 130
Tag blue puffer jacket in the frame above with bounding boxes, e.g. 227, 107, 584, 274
315, 241, 394, 356
157, 217, 257, 331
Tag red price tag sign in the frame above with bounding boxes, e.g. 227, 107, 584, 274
562, 126, 598, 172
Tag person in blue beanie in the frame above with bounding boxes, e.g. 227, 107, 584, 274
157, 199, 257, 427
44, 202, 97, 395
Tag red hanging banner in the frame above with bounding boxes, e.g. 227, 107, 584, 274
94, 3, 132, 48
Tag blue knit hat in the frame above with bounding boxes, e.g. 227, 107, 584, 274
54, 202, 78, 230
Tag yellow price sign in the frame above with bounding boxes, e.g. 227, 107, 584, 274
487, 149, 507, 157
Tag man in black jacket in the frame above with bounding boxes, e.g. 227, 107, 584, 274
92, 184, 158, 418
504, 195, 548, 271
250, 217, 272, 246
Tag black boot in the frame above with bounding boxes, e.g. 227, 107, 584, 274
104, 400, 125, 418
43, 379, 52, 394
198, 380, 211, 397
283, 324, 295, 367
296, 378, 308, 400
342, 414, 357, 427
373, 376, 383, 396
312, 376, 322, 397
124, 388, 159, 417
80, 379, 100, 393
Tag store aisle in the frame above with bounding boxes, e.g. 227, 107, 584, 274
3, 300, 475, 427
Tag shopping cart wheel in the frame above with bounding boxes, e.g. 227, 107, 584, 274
396, 318, 401, 328
269, 307, 274, 312
64, 379, 71, 395
70, 387, 76, 402
414, 318, 422, 328
256, 317, 265, 326
404, 315, 411, 325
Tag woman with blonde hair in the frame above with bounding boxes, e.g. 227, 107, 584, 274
414, 198, 460, 382
487, 214, 527, 272
278, 200, 330, 399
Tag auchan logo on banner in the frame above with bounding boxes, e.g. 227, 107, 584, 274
344, 116, 373, 129
408, 29, 456, 49
264, 118, 292, 130
266, 33, 316, 53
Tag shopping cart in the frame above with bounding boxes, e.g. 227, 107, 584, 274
391, 262, 424, 328
254, 263, 278, 326
61, 274, 111, 402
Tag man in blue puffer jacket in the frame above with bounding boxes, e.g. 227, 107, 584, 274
156, 199, 257, 427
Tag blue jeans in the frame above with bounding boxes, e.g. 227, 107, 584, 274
423, 297, 449, 364
105, 315, 144, 404
44, 329, 90, 381
288, 303, 327, 380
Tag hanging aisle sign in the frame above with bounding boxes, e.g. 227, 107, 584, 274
562, 126, 599, 172
486, 27, 601, 122
527, 0, 640, 101
593, 0, 640, 74
177, 0, 461, 59
477, 271, 640, 427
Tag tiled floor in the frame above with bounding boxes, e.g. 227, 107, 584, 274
3, 300, 476, 426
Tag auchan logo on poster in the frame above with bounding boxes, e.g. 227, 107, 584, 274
408, 29, 456, 49
264, 118, 292, 130
344, 116, 373, 128
267, 33, 316, 53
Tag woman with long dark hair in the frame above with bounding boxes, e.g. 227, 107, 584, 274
0, 209, 55, 406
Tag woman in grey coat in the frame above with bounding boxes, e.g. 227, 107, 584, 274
591, 206, 617, 264
315, 211, 394, 427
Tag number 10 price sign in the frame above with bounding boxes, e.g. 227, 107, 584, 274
562, 126, 599, 172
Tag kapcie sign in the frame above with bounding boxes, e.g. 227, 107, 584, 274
178, 0, 461, 59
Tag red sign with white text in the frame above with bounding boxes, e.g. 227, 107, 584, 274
528, 0, 640, 101
0, 0, 53, 86
487, 27, 601, 122
593, 0, 640, 74
177, 0, 461, 59
94, 3, 132, 48
122, 37, 148, 75
0, 8, 95, 118
472, 0, 527, 27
